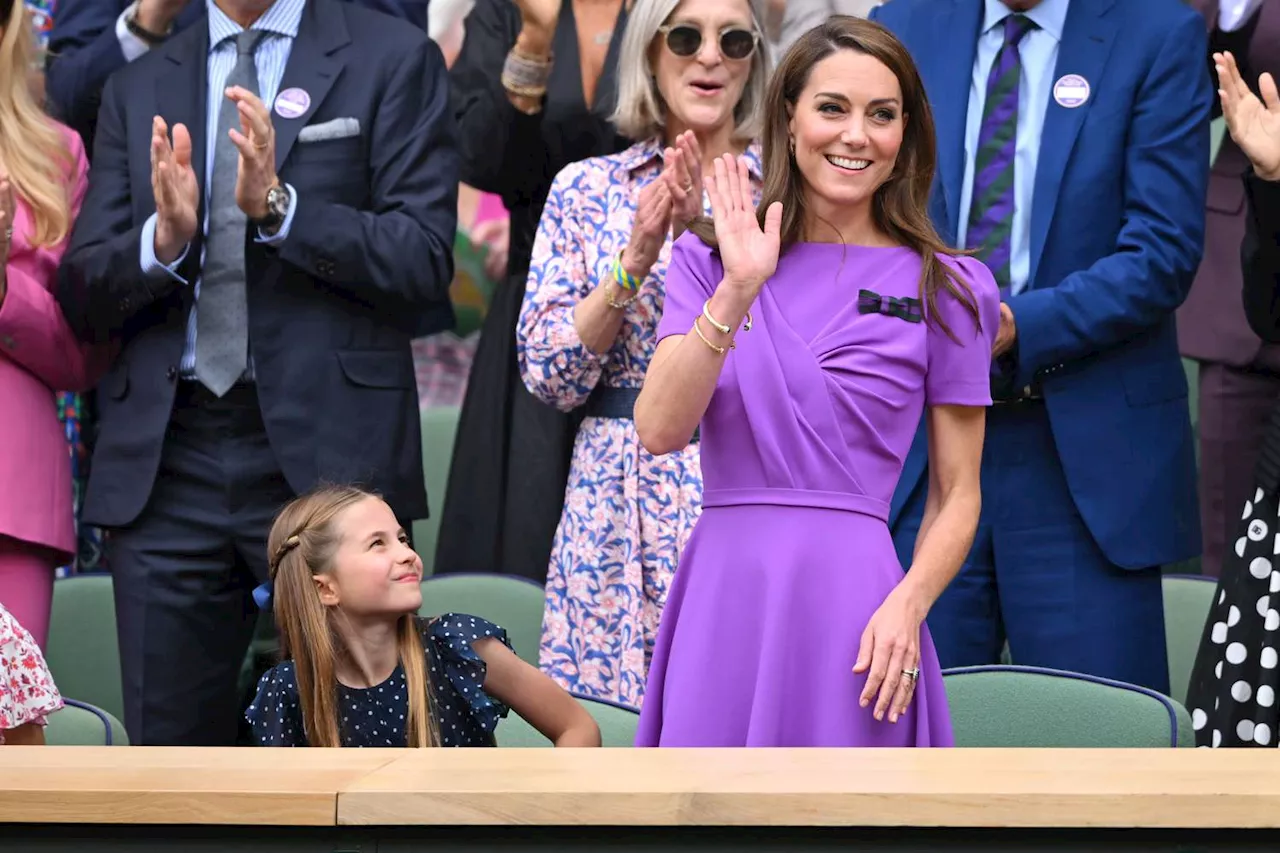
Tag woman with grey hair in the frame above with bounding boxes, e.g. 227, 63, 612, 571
517, 0, 768, 707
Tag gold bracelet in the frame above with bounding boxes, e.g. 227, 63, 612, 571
691, 315, 733, 354
702, 299, 753, 335
605, 280, 636, 310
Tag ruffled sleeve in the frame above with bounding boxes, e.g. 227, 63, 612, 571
425, 613, 513, 735
245, 663, 307, 747
0, 605, 62, 740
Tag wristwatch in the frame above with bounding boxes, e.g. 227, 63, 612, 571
254, 183, 290, 232
125, 2, 169, 44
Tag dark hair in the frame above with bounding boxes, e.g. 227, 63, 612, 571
690, 16, 980, 340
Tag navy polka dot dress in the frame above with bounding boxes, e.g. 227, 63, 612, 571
245, 614, 511, 747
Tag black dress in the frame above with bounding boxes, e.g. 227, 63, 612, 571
1186, 173, 1280, 748
245, 614, 511, 747
434, 0, 630, 582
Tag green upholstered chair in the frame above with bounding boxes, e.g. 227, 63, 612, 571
418, 573, 545, 667
943, 665, 1192, 747
43, 698, 129, 746
496, 694, 639, 747
1163, 574, 1218, 707
412, 405, 461, 577
45, 575, 124, 725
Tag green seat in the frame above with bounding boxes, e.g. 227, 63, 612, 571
943, 665, 1193, 747
45, 575, 124, 725
496, 694, 639, 747
412, 405, 461, 576
44, 698, 128, 746
1163, 574, 1218, 707
419, 574, 545, 666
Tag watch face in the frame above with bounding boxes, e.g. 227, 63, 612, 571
267, 186, 289, 218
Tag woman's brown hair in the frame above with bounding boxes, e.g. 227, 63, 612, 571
690, 16, 980, 339
267, 485, 437, 748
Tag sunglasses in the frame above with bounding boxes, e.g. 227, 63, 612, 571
657, 24, 759, 61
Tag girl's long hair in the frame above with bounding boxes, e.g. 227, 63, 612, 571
2, 0, 76, 247
267, 486, 437, 748
690, 16, 980, 339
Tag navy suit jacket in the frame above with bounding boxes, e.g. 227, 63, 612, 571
57, 0, 457, 528
45, 0, 427, 155
872, 0, 1209, 569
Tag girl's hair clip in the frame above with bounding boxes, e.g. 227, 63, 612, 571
252, 580, 274, 612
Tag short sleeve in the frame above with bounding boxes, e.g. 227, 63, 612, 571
245, 663, 307, 747
0, 605, 62, 738
426, 613, 513, 733
656, 231, 722, 343
925, 256, 1000, 406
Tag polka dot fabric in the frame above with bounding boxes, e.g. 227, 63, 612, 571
245, 614, 511, 747
1188, 486, 1280, 748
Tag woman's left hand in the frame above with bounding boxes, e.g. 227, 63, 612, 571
853, 586, 926, 723
664, 131, 704, 241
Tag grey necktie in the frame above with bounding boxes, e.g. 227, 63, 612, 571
195, 30, 267, 397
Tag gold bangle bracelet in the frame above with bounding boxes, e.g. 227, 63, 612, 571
605, 280, 636, 310
702, 299, 753, 335
691, 315, 733, 355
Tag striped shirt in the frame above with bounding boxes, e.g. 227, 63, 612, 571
140, 0, 305, 379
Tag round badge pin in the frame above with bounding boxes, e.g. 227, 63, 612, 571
1053, 74, 1090, 109
274, 87, 311, 119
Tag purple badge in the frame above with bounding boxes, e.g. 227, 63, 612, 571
1053, 74, 1090, 109
274, 88, 311, 119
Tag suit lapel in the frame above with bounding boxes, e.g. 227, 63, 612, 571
923, 0, 982, 242
156, 22, 210, 260
1027, 0, 1117, 288
273, 0, 349, 172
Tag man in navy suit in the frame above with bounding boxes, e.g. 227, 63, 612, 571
57, 0, 456, 744
44, 0, 428, 152
871, 0, 1210, 693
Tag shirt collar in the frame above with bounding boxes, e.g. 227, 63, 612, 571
983, 0, 1069, 43
617, 136, 765, 181
207, 0, 304, 51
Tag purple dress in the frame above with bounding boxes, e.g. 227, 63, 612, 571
635, 236, 1000, 747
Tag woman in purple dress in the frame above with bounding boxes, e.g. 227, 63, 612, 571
633, 16, 999, 747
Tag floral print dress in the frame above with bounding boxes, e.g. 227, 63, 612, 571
0, 603, 62, 741
517, 137, 762, 708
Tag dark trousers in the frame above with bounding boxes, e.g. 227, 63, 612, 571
893, 402, 1170, 694
108, 382, 293, 745
1197, 362, 1280, 578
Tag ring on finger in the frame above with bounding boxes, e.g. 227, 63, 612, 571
902, 666, 920, 681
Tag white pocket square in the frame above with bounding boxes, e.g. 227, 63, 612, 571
297, 117, 360, 143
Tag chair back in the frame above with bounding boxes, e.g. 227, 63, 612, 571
943, 665, 1192, 747
496, 694, 639, 747
43, 698, 129, 746
45, 575, 124, 724
1163, 574, 1218, 706
419, 573, 545, 666
412, 405, 461, 576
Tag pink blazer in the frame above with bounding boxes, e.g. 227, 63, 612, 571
0, 124, 100, 559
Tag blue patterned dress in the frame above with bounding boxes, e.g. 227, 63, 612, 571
516, 138, 762, 708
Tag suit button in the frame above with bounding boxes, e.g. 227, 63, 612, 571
166, 365, 177, 381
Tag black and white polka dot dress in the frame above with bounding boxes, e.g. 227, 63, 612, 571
245, 613, 511, 747
1187, 411, 1280, 748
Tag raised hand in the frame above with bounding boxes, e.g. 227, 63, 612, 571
1216, 51, 1280, 181
621, 177, 673, 280
663, 131, 705, 241
225, 86, 280, 221
707, 153, 782, 297
150, 116, 199, 264
512, 0, 560, 44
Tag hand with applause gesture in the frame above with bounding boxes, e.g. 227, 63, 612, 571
1216, 50, 1280, 181
707, 153, 782, 300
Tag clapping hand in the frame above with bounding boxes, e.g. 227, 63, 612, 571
621, 177, 673, 280
1216, 51, 1280, 181
708, 153, 782, 299
663, 131, 705, 241
150, 116, 199, 264
225, 86, 280, 221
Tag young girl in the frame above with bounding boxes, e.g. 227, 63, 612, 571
0, 602, 62, 745
246, 486, 600, 747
